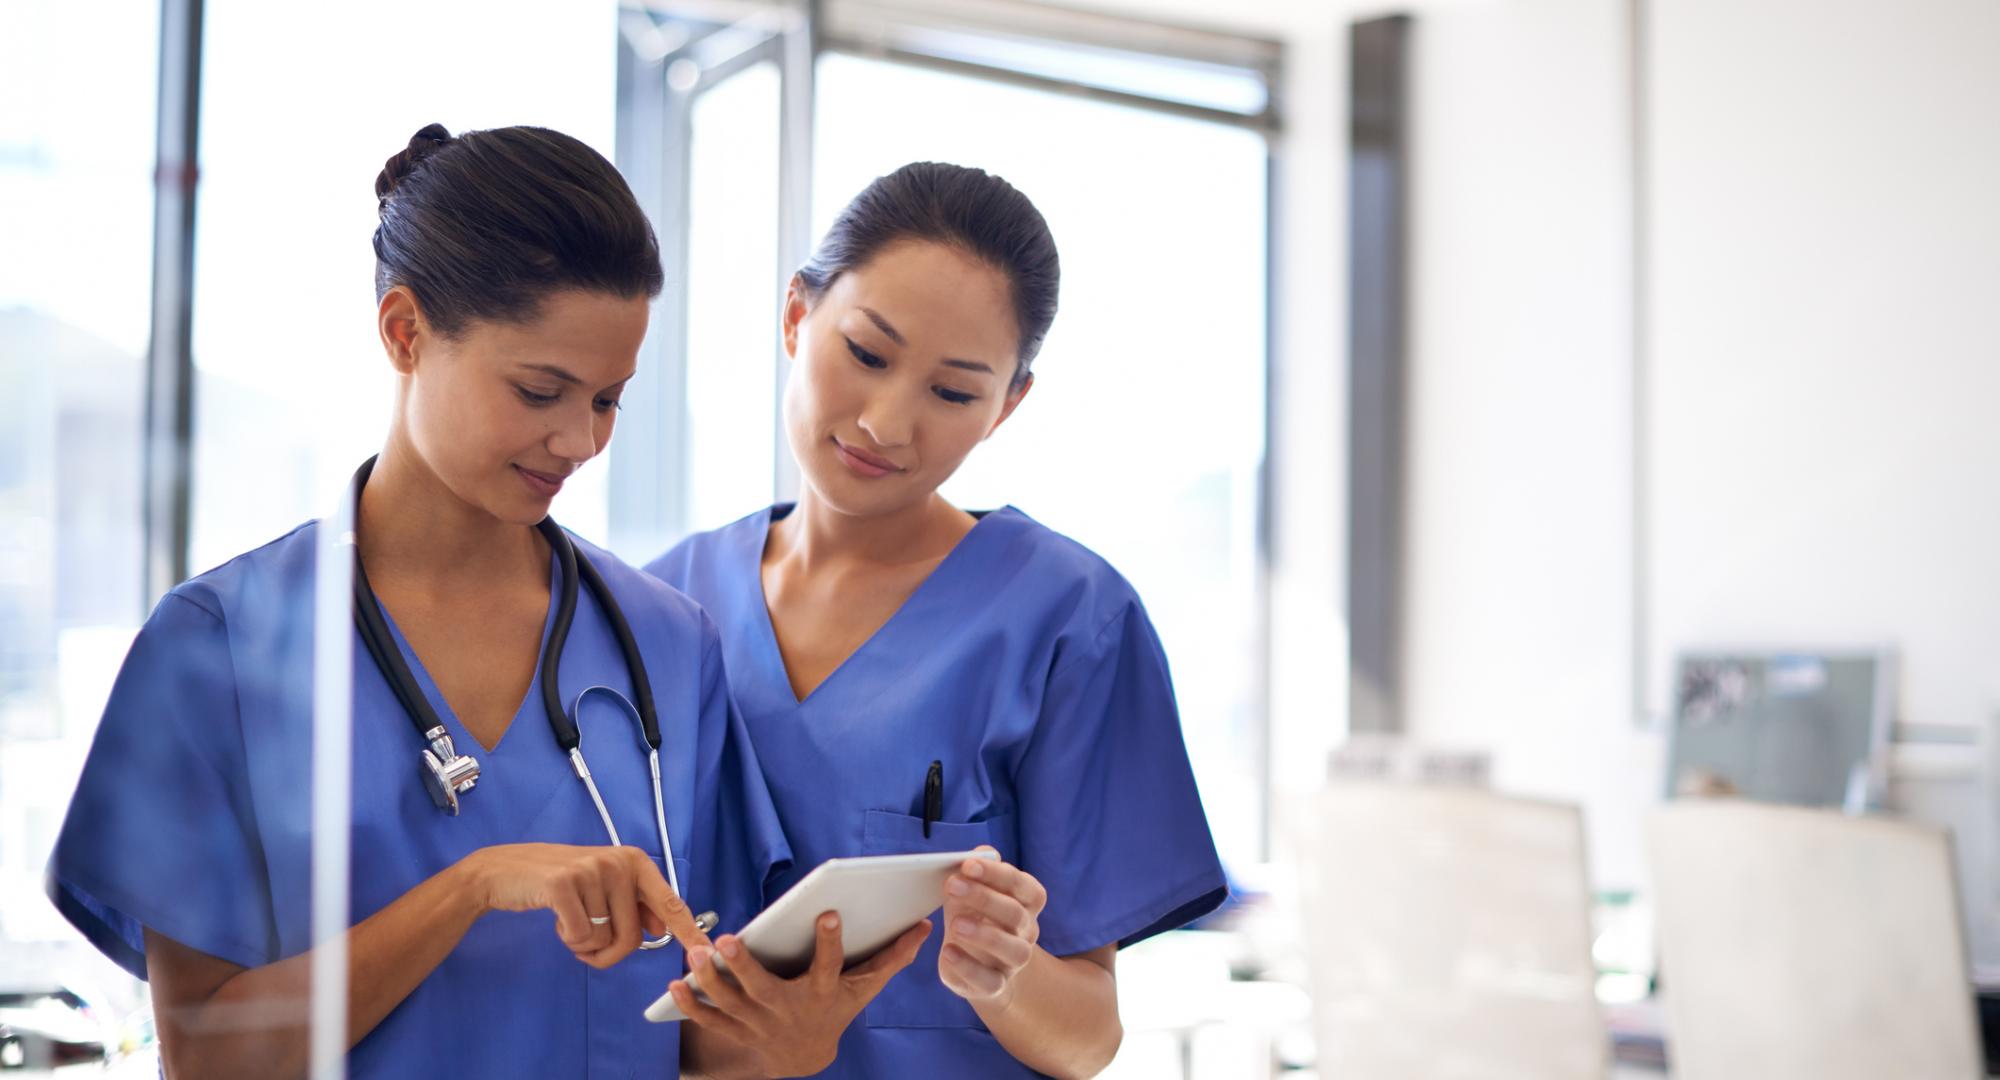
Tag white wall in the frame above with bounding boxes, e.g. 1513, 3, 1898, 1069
1398, 0, 1655, 886
1644, 0, 2000, 733
1396, 0, 2000, 893
1648, 0, 2000, 956
1096, 0, 2000, 899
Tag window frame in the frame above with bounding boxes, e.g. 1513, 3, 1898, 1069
615, 0, 1282, 858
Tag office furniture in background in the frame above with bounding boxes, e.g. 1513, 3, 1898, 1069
1298, 783, 1608, 1079
1649, 801, 1982, 1080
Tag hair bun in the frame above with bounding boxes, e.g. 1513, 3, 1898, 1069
375, 123, 456, 209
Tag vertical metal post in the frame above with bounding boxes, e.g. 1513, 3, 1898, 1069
1629, 0, 1654, 726
1346, 16, 1411, 736
1254, 136, 1278, 860
772, 0, 817, 504
143, 0, 202, 599
612, 21, 695, 559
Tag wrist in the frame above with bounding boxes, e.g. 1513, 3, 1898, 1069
970, 961, 1025, 1019
450, 848, 492, 918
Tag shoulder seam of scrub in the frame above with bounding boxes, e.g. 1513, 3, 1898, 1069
160, 587, 226, 624
1008, 512, 1138, 588
1045, 599, 1138, 684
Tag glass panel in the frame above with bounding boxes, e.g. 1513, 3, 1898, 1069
815, 53, 1270, 866
187, 4, 626, 1072
189, 0, 624, 572
0, 0, 161, 1069
684, 60, 781, 534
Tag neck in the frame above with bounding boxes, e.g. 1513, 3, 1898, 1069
775, 486, 969, 572
357, 432, 545, 595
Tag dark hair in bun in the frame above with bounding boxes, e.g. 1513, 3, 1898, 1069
372, 123, 663, 336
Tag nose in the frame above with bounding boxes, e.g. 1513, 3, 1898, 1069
546, 401, 604, 464
855, 386, 913, 449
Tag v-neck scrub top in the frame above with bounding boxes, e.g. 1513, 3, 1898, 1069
646, 504, 1227, 1078
48, 521, 791, 1078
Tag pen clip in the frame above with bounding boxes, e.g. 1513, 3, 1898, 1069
923, 759, 943, 839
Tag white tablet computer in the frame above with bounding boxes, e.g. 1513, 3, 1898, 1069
645, 848, 997, 1023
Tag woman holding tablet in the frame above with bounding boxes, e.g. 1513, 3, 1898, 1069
47, 124, 914, 1078
648, 163, 1228, 1077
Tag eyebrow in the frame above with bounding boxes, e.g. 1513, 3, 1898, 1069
519, 363, 582, 385
859, 307, 907, 347
859, 307, 998, 376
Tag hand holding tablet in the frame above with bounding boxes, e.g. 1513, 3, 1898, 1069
937, 848, 1051, 1006
647, 848, 998, 1023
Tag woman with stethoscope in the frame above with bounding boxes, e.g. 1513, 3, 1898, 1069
47, 124, 920, 1078
647, 163, 1229, 1077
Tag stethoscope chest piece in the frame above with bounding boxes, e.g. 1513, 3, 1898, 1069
420, 725, 481, 816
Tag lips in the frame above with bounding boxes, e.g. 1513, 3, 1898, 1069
514, 464, 567, 498
832, 437, 903, 479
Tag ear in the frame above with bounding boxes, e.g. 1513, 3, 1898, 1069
781, 276, 810, 361
984, 372, 1033, 440
378, 286, 425, 375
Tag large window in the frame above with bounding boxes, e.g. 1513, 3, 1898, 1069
684, 62, 783, 535
10, 1, 1278, 1072
616, 0, 1279, 867
0, 0, 161, 1057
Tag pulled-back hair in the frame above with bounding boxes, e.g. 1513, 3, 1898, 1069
798, 162, 1058, 385
372, 123, 663, 336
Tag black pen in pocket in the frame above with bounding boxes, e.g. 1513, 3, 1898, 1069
922, 759, 943, 839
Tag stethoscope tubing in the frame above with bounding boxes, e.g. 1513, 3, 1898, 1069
345, 457, 713, 946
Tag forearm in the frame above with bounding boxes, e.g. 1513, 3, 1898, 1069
154, 857, 487, 1078
972, 949, 1121, 1079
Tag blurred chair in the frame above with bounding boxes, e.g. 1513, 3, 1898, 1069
1648, 801, 1982, 1080
1297, 783, 1608, 1079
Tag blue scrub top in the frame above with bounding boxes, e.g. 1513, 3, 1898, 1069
647, 504, 1227, 1078
48, 521, 791, 1078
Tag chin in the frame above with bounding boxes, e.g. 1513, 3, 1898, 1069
805, 464, 926, 519
486, 488, 556, 527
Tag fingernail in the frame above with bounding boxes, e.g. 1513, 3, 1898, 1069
718, 938, 739, 958
946, 878, 970, 896
691, 947, 711, 968
822, 914, 840, 930
952, 917, 977, 936
964, 860, 984, 878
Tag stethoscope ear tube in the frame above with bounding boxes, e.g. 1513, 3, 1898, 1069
350, 457, 480, 814
538, 517, 584, 752
572, 548, 663, 750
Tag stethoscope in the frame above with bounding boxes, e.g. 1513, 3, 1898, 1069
346, 457, 718, 946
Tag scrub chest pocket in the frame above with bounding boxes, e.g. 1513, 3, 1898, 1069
858, 810, 1018, 1030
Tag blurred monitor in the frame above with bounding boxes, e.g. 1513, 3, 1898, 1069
1667, 650, 1894, 809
